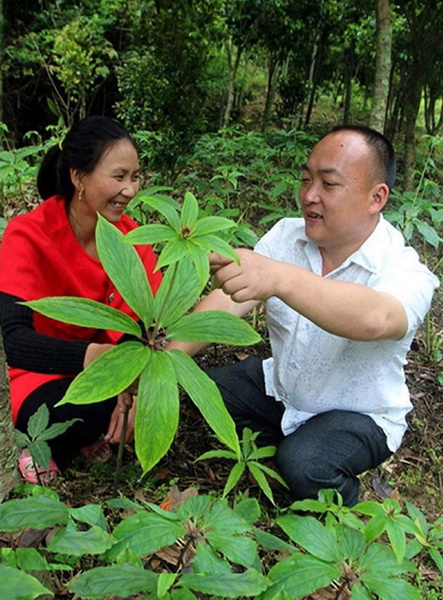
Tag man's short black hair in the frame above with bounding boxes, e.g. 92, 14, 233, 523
330, 125, 397, 190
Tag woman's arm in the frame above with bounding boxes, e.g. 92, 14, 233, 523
0, 292, 90, 374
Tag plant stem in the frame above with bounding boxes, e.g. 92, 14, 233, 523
113, 408, 129, 491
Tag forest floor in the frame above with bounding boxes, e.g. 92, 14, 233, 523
21, 333, 440, 599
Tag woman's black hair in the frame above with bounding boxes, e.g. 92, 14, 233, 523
37, 116, 135, 204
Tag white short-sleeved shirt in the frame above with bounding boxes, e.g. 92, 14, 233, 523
255, 216, 439, 451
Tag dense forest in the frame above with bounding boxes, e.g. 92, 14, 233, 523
0, 1, 443, 599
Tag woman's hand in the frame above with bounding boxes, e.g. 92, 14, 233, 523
104, 391, 136, 445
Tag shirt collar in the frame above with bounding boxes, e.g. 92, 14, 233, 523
297, 215, 399, 276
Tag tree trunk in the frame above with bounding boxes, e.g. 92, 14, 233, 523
261, 54, 278, 132
370, 0, 392, 133
304, 35, 321, 127
222, 40, 243, 127
0, 330, 20, 503
403, 77, 422, 191
342, 43, 355, 125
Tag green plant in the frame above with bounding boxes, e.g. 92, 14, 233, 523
21, 191, 261, 482
14, 404, 79, 486
1, 487, 441, 599
197, 427, 287, 505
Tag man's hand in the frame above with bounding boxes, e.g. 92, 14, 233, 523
105, 391, 136, 445
210, 249, 281, 303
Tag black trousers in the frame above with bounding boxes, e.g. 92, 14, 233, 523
16, 378, 116, 468
206, 356, 392, 506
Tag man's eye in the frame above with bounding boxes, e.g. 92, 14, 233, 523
301, 177, 311, 184
324, 181, 336, 188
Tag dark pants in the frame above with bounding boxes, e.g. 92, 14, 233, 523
206, 356, 392, 506
16, 378, 116, 468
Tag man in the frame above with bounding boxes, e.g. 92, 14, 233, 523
171, 125, 439, 506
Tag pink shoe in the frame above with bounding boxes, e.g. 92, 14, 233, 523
18, 449, 60, 485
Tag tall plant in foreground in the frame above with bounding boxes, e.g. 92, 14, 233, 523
22, 192, 260, 475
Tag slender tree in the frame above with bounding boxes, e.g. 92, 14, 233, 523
0, 329, 20, 502
370, 0, 392, 132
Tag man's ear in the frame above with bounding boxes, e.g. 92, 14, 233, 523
369, 183, 390, 214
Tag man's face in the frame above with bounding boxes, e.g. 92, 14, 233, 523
298, 131, 385, 262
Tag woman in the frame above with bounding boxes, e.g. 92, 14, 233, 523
0, 116, 161, 482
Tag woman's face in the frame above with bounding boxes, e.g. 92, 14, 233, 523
72, 139, 140, 224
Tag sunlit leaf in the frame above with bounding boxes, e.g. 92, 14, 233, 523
0, 565, 53, 600
156, 237, 189, 270
137, 193, 181, 231
68, 563, 158, 599
195, 216, 236, 236
194, 233, 240, 264
167, 310, 260, 345
154, 258, 202, 329
168, 350, 240, 456
124, 223, 176, 245
57, 342, 151, 406
0, 496, 69, 531
22, 297, 142, 338
181, 569, 268, 598
135, 351, 179, 473
48, 525, 114, 556
181, 191, 199, 230
276, 515, 342, 563
96, 214, 154, 327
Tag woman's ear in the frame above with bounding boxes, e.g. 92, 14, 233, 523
70, 168, 84, 193
369, 183, 390, 214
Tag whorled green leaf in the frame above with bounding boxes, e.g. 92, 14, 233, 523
360, 574, 422, 600
69, 504, 108, 530
28, 440, 51, 470
206, 531, 259, 569
386, 519, 407, 564
363, 513, 387, 543
195, 216, 236, 237
234, 498, 261, 526
204, 498, 250, 535
154, 258, 202, 329
168, 350, 240, 457
193, 542, 232, 575
248, 462, 276, 505
48, 525, 114, 556
67, 563, 158, 599
0, 565, 53, 600
180, 568, 268, 598
223, 461, 246, 497
108, 512, 185, 559
137, 193, 181, 231
335, 524, 365, 562
96, 214, 154, 327
414, 219, 442, 249
56, 342, 151, 406
265, 553, 341, 599
252, 462, 288, 488
181, 191, 199, 230
38, 418, 82, 443
276, 515, 342, 563
429, 547, 443, 573
193, 233, 240, 264
22, 297, 142, 338
14, 548, 51, 571
124, 223, 176, 245
182, 240, 210, 289
14, 429, 30, 448
158, 573, 178, 599
348, 584, 373, 600
156, 237, 190, 271
27, 404, 49, 439
358, 542, 415, 577
167, 310, 261, 346
253, 529, 295, 552
197, 449, 237, 461
0, 496, 69, 531
135, 351, 179, 474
